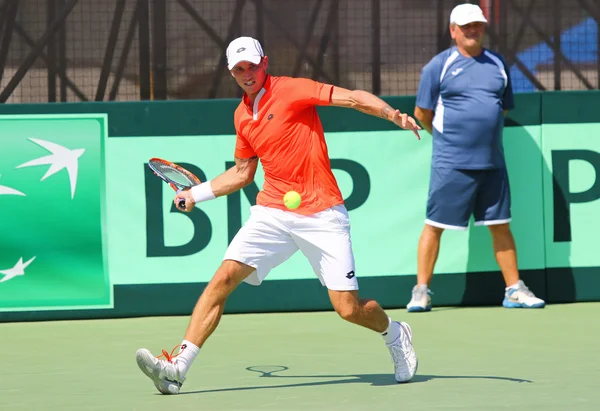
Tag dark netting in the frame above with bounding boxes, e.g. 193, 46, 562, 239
0, 0, 598, 103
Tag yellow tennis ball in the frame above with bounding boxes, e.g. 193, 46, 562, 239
283, 191, 301, 210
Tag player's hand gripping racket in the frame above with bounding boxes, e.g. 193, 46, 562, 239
147, 158, 202, 210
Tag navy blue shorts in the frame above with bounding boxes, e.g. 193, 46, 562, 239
426, 168, 511, 230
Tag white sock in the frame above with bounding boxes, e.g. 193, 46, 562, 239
174, 340, 200, 378
381, 317, 400, 344
506, 282, 520, 290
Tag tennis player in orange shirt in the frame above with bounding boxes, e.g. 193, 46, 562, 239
136, 36, 422, 394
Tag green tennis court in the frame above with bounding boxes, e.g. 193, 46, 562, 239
1, 302, 598, 410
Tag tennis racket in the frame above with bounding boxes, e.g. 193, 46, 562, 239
147, 158, 202, 210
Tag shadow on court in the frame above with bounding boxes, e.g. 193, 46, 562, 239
178, 365, 532, 395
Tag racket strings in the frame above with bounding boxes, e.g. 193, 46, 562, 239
149, 161, 198, 187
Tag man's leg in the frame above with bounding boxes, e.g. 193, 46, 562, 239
136, 260, 254, 394
416, 224, 444, 287
406, 224, 443, 312
290, 205, 417, 382
475, 169, 544, 308
328, 289, 418, 382
408, 169, 477, 312
183, 260, 256, 348
487, 223, 545, 308
136, 205, 300, 394
487, 223, 519, 287
328, 289, 388, 332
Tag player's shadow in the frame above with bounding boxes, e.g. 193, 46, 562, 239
178, 365, 532, 395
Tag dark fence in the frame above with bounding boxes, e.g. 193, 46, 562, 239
0, 0, 598, 103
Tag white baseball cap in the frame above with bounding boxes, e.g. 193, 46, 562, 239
449, 3, 488, 26
226, 36, 264, 70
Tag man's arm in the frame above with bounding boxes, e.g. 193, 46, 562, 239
414, 106, 434, 135
175, 156, 258, 212
330, 87, 421, 139
210, 156, 258, 196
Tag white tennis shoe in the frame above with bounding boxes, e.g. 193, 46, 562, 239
503, 280, 545, 308
136, 348, 185, 395
407, 285, 433, 312
387, 321, 418, 383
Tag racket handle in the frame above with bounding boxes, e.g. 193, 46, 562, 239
175, 190, 186, 210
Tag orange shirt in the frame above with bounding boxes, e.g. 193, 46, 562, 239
233, 75, 344, 215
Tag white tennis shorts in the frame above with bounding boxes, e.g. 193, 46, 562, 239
223, 204, 358, 291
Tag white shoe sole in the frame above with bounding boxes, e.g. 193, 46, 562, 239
407, 305, 432, 313
388, 322, 418, 383
136, 349, 181, 395
398, 322, 418, 383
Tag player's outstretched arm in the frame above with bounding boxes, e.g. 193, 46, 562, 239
175, 156, 258, 212
330, 86, 421, 139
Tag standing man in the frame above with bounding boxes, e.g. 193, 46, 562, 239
136, 36, 422, 394
406, 4, 545, 312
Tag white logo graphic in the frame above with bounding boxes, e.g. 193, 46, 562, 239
16, 138, 85, 199
0, 256, 36, 283
451, 68, 463, 76
0, 174, 26, 196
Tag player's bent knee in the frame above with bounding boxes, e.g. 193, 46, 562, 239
332, 297, 361, 323
329, 290, 363, 322
335, 303, 361, 323
207, 273, 236, 295
208, 260, 254, 293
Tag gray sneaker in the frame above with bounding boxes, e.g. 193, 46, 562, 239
503, 280, 545, 308
407, 285, 433, 312
387, 321, 418, 383
136, 348, 185, 395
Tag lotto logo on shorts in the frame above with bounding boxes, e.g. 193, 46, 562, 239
346, 271, 355, 279
0, 114, 111, 311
